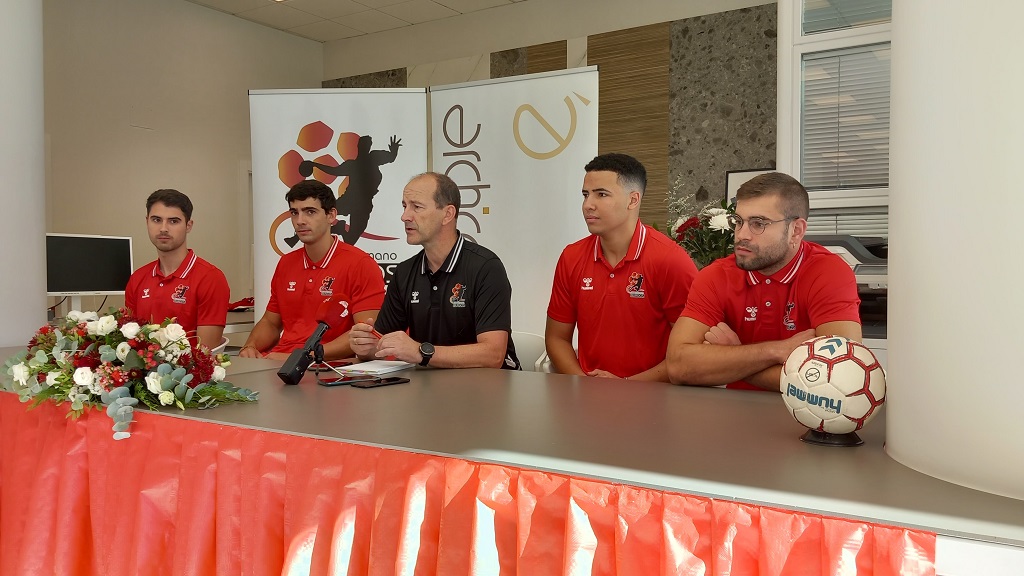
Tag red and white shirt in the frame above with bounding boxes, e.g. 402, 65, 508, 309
125, 249, 230, 339
681, 241, 861, 390
548, 222, 698, 378
267, 235, 385, 354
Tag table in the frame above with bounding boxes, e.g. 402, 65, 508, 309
3, 360, 1021, 574
198, 367, 1024, 548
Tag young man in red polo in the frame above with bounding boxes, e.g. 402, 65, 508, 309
239, 180, 384, 360
667, 172, 862, 391
546, 153, 698, 382
125, 189, 230, 348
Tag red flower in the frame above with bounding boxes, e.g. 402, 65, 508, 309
675, 216, 700, 241
72, 354, 101, 369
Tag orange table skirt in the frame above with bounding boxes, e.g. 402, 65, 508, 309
0, 394, 934, 575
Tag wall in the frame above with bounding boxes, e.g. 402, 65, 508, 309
43, 0, 322, 311
668, 5, 778, 220
322, 0, 772, 80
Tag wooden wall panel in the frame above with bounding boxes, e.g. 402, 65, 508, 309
588, 23, 671, 227
526, 41, 568, 74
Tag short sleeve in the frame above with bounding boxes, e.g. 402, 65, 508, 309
546, 249, 578, 324
195, 265, 230, 327
804, 256, 861, 326
471, 257, 513, 335
373, 265, 409, 335
653, 244, 699, 322
679, 263, 727, 328
266, 259, 284, 315
346, 253, 387, 314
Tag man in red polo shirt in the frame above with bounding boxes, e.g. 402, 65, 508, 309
546, 153, 698, 381
125, 189, 230, 349
667, 172, 861, 391
239, 180, 384, 360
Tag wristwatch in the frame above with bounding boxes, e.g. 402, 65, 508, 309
418, 342, 435, 366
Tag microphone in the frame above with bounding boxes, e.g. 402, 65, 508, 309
277, 296, 351, 385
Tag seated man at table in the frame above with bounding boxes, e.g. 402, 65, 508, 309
125, 189, 230, 348
239, 180, 385, 360
546, 153, 698, 381
349, 172, 520, 369
666, 172, 861, 391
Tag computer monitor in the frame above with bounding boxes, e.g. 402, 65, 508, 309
46, 233, 134, 296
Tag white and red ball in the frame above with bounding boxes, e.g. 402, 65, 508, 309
781, 336, 886, 434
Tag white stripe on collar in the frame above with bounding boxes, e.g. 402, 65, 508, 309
420, 234, 466, 274
151, 250, 197, 278
303, 235, 340, 270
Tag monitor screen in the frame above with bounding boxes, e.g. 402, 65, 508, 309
46, 234, 134, 296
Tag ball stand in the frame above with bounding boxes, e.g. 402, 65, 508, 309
800, 429, 864, 447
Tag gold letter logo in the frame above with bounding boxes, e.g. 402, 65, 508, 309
513, 92, 591, 160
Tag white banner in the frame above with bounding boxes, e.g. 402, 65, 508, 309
429, 68, 598, 336
249, 89, 428, 315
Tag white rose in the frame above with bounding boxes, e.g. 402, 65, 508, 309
708, 213, 731, 232
95, 315, 118, 336
11, 363, 30, 386
116, 342, 132, 362
73, 367, 95, 389
145, 372, 163, 395
66, 310, 83, 323
120, 322, 141, 339
162, 324, 189, 348
85, 321, 100, 336
211, 365, 226, 382
158, 390, 175, 406
45, 371, 61, 387
80, 311, 99, 322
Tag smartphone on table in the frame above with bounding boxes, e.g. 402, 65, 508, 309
350, 377, 411, 389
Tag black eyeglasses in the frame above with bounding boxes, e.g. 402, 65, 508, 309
725, 214, 797, 235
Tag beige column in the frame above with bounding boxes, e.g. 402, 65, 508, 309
0, 0, 46, 346
887, 0, 1024, 499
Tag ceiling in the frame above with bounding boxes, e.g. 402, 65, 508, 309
186, 0, 529, 42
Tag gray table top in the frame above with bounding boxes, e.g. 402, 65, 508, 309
167, 365, 1024, 547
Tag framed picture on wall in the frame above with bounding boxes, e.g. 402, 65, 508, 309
725, 168, 774, 200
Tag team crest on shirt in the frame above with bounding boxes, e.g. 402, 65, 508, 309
783, 302, 796, 330
581, 277, 594, 291
744, 306, 758, 322
142, 288, 151, 299
450, 283, 467, 308
626, 272, 645, 298
171, 285, 189, 304
320, 276, 335, 296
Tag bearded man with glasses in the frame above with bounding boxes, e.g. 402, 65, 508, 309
667, 172, 861, 392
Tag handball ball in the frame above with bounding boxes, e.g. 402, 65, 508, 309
781, 336, 886, 434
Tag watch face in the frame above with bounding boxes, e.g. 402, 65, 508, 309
420, 342, 435, 355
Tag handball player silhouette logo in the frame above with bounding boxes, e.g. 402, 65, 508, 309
285, 134, 402, 247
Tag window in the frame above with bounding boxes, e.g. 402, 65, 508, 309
803, 0, 892, 35
778, 0, 891, 210
801, 43, 890, 191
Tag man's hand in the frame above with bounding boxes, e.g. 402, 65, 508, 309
389, 136, 402, 154
704, 322, 741, 345
587, 369, 621, 379
375, 330, 421, 364
350, 321, 380, 359
772, 329, 816, 364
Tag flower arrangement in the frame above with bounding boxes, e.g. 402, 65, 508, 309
672, 197, 737, 269
2, 309, 258, 440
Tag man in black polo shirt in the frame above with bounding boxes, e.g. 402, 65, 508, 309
350, 172, 520, 369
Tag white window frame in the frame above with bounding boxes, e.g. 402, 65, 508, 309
777, 0, 891, 210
